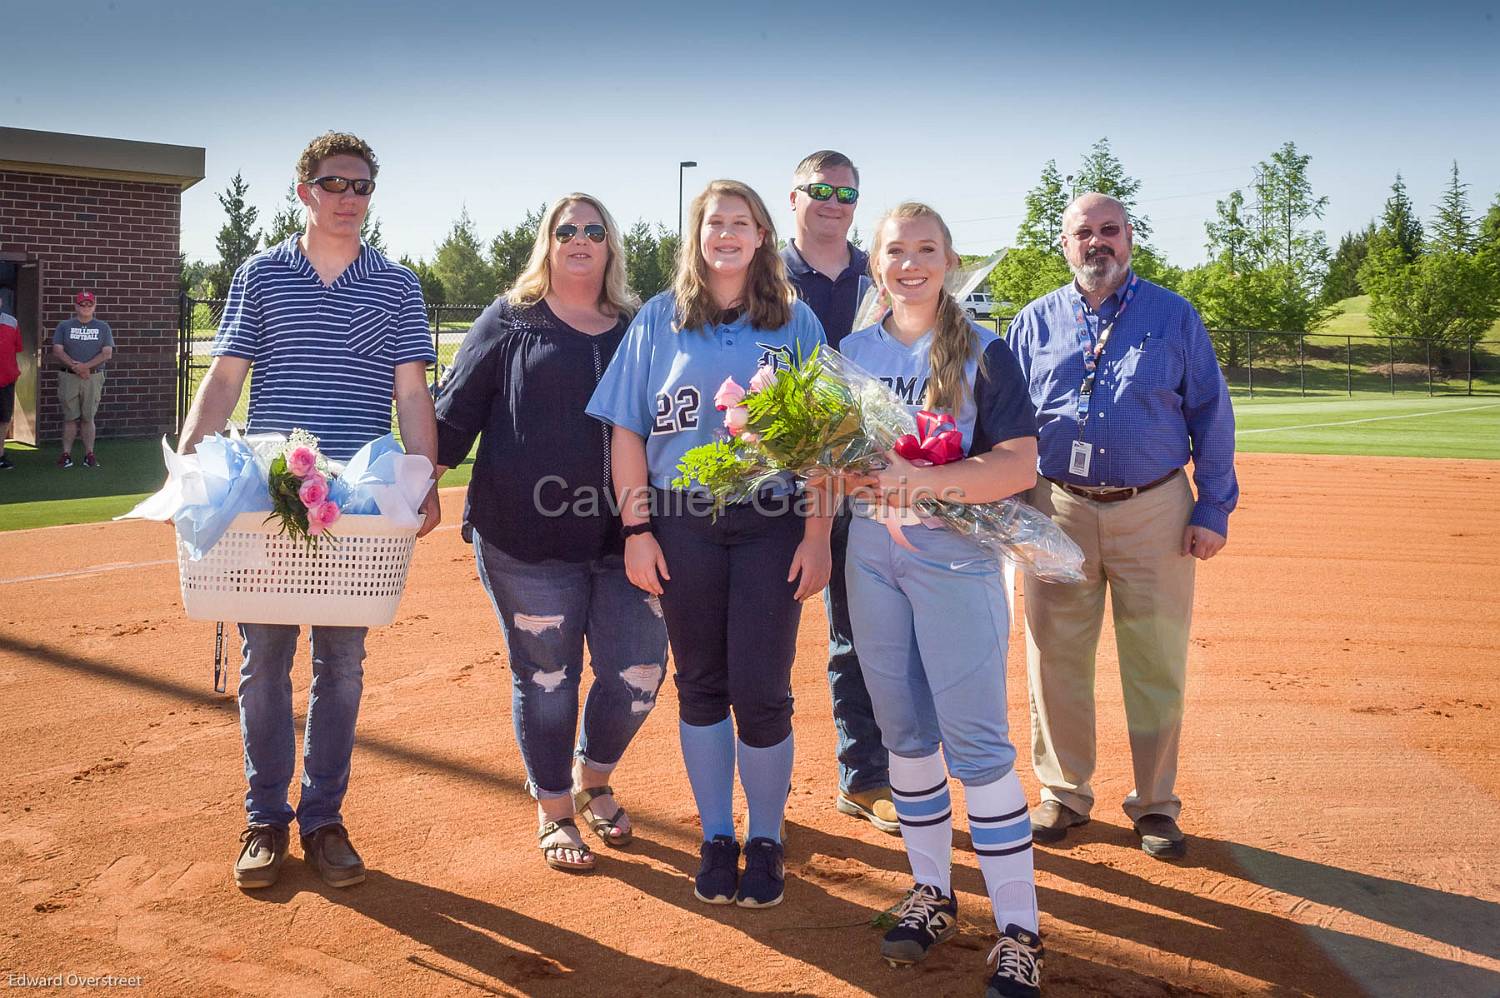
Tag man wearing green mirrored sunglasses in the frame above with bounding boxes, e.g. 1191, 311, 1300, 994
780, 150, 896, 836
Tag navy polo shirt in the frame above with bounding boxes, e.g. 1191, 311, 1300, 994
781, 240, 871, 349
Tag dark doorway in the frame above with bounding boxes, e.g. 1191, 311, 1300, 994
0, 253, 42, 445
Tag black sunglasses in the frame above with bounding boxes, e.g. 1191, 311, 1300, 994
796, 182, 859, 205
555, 223, 607, 244
307, 175, 376, 196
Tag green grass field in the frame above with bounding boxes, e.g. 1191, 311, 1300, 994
1233, 395, 1500, 459
4, 393, 1496, 532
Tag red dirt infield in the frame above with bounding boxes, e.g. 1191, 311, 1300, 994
2, 452, 1498, 997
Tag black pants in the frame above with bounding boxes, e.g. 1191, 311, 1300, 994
655, 491, 805, 748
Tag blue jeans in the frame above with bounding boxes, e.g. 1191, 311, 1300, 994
826, 506, 890, 794
237, 623, 367, 835
474, 534, 669, 799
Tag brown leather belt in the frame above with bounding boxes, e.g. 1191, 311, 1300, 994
1046, 468, 1181, 503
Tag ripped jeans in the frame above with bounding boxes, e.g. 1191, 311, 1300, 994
474, 533, 669, 799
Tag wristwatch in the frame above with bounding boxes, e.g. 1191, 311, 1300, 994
621, 521, 655, 539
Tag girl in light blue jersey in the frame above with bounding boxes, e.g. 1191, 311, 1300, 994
587, 179, 831, 909
841, 203, 1044, 998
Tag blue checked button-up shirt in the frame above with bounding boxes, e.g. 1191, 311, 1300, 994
1005, 273, 1239, 537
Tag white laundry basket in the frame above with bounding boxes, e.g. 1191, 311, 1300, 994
177, 512, 420, 627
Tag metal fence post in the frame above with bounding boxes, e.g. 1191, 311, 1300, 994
1346, 336, 1352, 397
1469, 337, 1475, 396
1247, 330, 1254, 399
1389, 338, 1395, 395
1426, 339, 1433, 396
1299, 334, 1306, 397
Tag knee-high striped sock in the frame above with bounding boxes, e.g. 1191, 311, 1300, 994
964, 769, 1038, 934
889, 750, 953, 896
737, 734, 793, 843
679, 718, 736, 841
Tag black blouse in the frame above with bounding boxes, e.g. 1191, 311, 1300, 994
436, 298, 628, 563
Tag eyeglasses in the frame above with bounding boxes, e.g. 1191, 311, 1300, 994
306, 176, 377, 196
796, 183, 859, 205
555, 223, 607, 244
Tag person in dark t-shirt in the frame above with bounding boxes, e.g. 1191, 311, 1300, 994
434, 193, 668, 873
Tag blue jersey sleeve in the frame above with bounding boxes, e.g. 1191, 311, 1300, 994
587, 305, 657, 438
211, 263, 261, 360
971, 339, 1039, 454
791, 299, 827, 360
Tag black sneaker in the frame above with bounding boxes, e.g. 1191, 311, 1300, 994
0, 456, 13, 470
234, 824, 289, 889
693, 834, 740, 905
984, 924, 1044, 998
301, 823, 366, 888
57, 452, 74, 469
735, 836, 784, 908
881, 883, 958, 965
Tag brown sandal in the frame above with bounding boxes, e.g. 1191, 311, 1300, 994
538, 817, 594, 872
573, 785, 633, 847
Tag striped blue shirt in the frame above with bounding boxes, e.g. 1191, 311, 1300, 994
211, 236, 436, 461
1005, 273, 1238, 536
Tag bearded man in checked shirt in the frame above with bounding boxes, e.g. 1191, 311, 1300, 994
1004, 193, 1239, 861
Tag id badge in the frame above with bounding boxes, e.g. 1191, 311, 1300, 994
1069, 440, 1092, 477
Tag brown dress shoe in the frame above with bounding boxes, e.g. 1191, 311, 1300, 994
301, 823, 366, 887
1030, 800, 1089, 844
1133, 814, 1187, 859
234, 824, 289, 889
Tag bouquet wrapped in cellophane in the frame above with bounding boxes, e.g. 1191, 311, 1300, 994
674, 348, 1085, 583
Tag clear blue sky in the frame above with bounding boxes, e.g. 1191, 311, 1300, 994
7, 0, 1499, 269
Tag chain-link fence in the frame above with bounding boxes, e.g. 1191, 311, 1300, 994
180, 299, 1500, 432
1220, 330, 1500, 397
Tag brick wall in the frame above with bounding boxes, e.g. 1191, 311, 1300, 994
0, 169, 181, 441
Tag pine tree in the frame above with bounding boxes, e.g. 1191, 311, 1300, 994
624, 220, 678, 301
1072, 138, 1151, 240
488, 204, 548, 296
1379, 173, 1424, 263
1016, 160, 1070, 252
432, 207, 493, 304
264, 185, 303, 246
361, 214, 386, 254
1429, 161, 1474, 254
1321, 223, 1376, 302
211, 172, 261, 297
1480, 192, 1500, 253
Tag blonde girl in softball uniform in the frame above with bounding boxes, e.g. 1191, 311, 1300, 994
841, 202, 1043, 998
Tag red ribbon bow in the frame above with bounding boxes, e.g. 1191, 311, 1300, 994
893, 410, 964, 466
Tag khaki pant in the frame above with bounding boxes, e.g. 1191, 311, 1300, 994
58, 369, 106, 421
1023, 471, 1196, 822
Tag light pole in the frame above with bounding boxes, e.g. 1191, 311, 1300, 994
678, 161, 698, 243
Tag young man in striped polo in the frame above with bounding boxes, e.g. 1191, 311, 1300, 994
177, 132, 440, 890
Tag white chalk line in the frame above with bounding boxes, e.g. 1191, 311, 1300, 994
0, 523, 461, 586
1237, 401, 1500, 435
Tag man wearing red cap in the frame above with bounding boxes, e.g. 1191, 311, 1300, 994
50, 291, 113, 468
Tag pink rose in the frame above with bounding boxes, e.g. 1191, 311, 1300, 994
725, 405, 750, 436
307, 518, 325, 537
714, 376, 746, 411
286, 445, 317, 477
314, 501, 341, 528
748, 365, 777, 393
298, 474, 329, 507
